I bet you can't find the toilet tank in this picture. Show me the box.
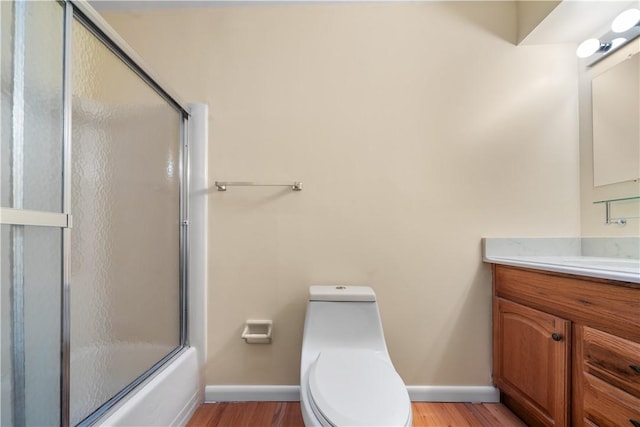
[309,285,377,302]
[301,286,389,357]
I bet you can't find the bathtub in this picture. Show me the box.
[96,347,202,427]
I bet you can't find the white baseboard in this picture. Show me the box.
[407,386,500,403]
[205,385,499,403]
[205,385,300,402]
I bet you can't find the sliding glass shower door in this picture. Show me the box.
[1,1,189,425]
[69,15,184,426]
[1,0,65,425]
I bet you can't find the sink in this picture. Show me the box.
[482,237,640,283]
[494,256,640,275]
[537,256,640,273]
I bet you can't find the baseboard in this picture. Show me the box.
[205,385,499,403]
[205,385,300,402]
[407,386,500,403]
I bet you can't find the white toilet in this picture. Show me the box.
[300,285,412,427]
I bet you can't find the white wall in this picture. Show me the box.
[103,1,581,388]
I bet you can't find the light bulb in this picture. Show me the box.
[610,37,627,50]
[576,38,602,58]
[611,8,640,33]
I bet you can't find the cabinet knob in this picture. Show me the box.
[629,419,640,427]
[551,333,562,341]
[630,365,640,374]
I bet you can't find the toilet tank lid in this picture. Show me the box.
[309,286,376,302]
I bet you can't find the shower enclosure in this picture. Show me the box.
[1,0,192,425]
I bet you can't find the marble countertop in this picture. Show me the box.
[483,237,640,284]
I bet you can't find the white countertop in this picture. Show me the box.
[483,238,640,284]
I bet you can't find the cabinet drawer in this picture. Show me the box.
[583,326,640,399]
[583,373,640,427]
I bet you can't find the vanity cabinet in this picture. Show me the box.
[492,265,640,427]
[493,298,570,427]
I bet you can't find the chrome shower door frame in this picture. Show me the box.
[1,0,191,425]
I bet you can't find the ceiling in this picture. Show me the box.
[521,0,640,45]
[89,0,323,12]
[89,0,640,46]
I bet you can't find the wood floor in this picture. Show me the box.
[186,402,527,426]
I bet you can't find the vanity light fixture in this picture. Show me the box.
[576,7,640,64]
[576,38,610,58]
[610,37,627,49]
[611,8,640,33]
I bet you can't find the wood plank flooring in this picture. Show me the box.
[186,402,527,426]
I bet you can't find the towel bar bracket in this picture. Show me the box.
[593,196,640,225]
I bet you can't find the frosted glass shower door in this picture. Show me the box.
[70,17,184,425]
[1,0,65,425]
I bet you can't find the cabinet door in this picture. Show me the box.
[493,298,570,427]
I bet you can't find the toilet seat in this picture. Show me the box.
[307,350,411,427]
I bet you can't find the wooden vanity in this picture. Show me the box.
[491,264,640,427]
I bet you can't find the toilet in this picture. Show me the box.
[300,285,412,427]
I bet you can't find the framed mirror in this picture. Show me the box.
[592,51,640,187]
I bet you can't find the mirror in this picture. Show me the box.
[592,51,640,187]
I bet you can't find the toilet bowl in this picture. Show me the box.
[300,286,412,427]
